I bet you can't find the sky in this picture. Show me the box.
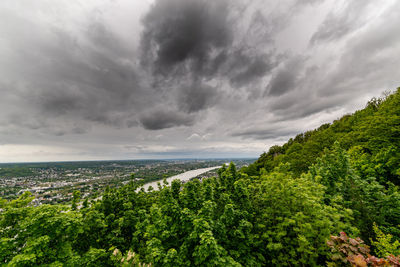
[0,0,399,162]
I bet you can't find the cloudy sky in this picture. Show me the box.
[0,0,399,162]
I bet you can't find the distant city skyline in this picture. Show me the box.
[1,0,399,162]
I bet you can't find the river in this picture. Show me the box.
[138,165,225,192]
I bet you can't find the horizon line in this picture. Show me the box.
[0,157,257,165]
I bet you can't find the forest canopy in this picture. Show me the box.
[1,88,400,266]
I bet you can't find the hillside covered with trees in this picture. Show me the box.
[1,88,400,266]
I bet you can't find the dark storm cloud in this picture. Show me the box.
[134,0,283,134]
[2,0,400,162]
[140,0,232,73]
[5,19,147,130]
[229,57,272,87]
[265,57,304,96]
[139,109,195,130]
[40,88,83,116]
[224,50,278,88]
[177,83,219,113]
[140,0,275,89]
[267,70,296,96]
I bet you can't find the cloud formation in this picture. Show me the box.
[0,0,400,162]
[139,109,195,130]
[141,0,232,74]
[140,0,277,96]
[265,57,304,96]
[177,83,219,113]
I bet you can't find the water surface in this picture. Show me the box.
[139,165,222,192]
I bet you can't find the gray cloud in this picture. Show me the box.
[177,83,219,113]
[232,128,297,140]
[313,1,400,98]
[135,0,281,131]
[140,0,276,90]
[139,109,195,130]
[1,0,400,162]
[0,9,147,131]
[140,0,232,75]
[310,0,375,45]
[86,21,133,60]
[225,50,278,88]
[265,57,304,96]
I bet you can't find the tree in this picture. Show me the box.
[71,190,81,210]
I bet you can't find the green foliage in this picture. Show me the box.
[309,142,400,244]
[71,190,81,210]
[371,223,400,258]
[247,88,400,245]
[2,162,353,266]
[249,88,400,184]
[0,200,84,265]
[1,88,400,265]
[253,165,356,266]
